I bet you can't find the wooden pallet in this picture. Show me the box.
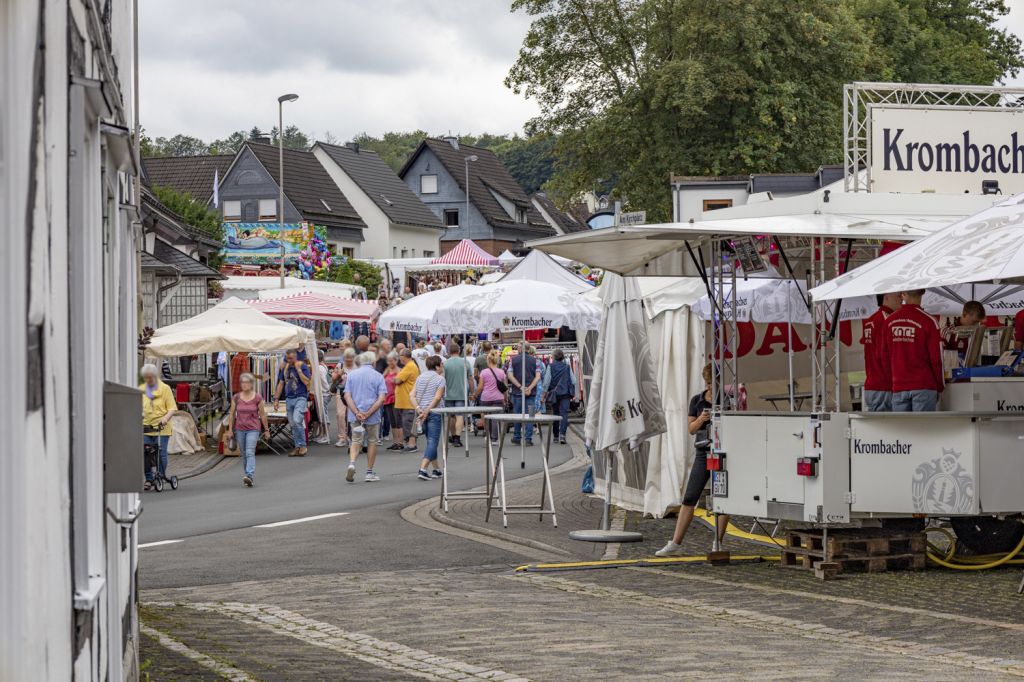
[780,528,927,576]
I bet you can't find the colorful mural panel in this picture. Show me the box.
[221,222,315,265]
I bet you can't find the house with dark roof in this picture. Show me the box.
[531,191,588,236]
[217,141,367,258]
[143,154,234,204]
[398,137,555,255]
[313,141,443,259]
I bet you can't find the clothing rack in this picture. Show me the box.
[248,352,284,403]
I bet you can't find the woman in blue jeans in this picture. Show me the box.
[414,356,447,481]
[228,373,271,487]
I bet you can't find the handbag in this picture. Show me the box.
[489,368,508,394]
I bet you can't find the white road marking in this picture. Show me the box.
[138,539,183,549]
[140,624,257,682]
[254,512,349,528]
[146,601,528,681]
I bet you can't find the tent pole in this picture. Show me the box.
[521,329,527,469]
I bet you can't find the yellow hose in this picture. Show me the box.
[926,525,1024,570]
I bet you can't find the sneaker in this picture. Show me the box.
[345,464,355,483]
[417,469,431,481]
[243,475,253,487]
[288,448,301,457]
[655,541,687,557]
[403,446,419,454]
[364,471,380,482]
[452,436,463,448]
[314,436,330,444]
[525,440,534,447]
[431,469,443,479]
[558,436,567,445]
[335,439,349,448]
[511,438,521,446]
[387,443,404,451]
[490,440,499,447]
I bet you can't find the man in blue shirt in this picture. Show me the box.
[274,349,313,456]
[343,351,388,483]
[540,348,577,445]
[508,342,542,445]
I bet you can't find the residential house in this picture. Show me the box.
[671,166,844,222]
[2,1,142,679]
[531,191,589,237]
[399,137,555,255]
[313,141,443,259]
[217,141,367,259]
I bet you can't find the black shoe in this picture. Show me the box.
[525,440,534,447]
[511,438,521,445]
[558,436,567,445]
[452,436,463,448]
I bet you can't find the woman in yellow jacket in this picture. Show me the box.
[141,363,177,489]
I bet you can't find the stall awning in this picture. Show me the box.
[431,239,499,266]
[249,291,379,322]
[811,194,1024,301]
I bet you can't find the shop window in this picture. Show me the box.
[703,199,733,212]
[444,209,459,227]
[421,174,438,194]
[223,200,241,222]
[258,198,277,221]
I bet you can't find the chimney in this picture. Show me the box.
[442,135,459,150]
[253,135,271,145]
[346,142,360,153]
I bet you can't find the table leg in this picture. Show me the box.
[485,429,503,523]
[440,420,449,512]
[542,423,557,527]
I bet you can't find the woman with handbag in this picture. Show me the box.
[472,350,507,446]
[227,372,271,487]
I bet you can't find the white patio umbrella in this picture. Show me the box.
[433,279,602,467]
[572,273,667,542]
[377,284,481,335]
[811,194,1024,301]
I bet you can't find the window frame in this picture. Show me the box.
[443,208,460,227]
[223,199,242,222]
[702,198,733,212]
[420,174,438,195]
[257,198,277,221]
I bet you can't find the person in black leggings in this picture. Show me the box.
[656,363,731,557]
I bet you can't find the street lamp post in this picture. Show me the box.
[464,155,477,242]
[278,93,299,288]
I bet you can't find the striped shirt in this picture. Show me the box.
[413,371,446,411]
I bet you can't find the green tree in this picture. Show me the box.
[151,184,225,268]
[208,130,247,155]
[271,125,311,150]
[507,0,1024,221]
[319,258,382,297]
[351,130,429,171]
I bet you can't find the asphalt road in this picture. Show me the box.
[139,433,572,544]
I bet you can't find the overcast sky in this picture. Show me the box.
[140,1,1024,144]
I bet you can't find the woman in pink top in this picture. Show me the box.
[472,350,507,445]
[228,373,270,487]
[383,351,403,450]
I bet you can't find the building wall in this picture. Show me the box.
[1,2,141,680]
[673,184,750,223]
[313,147,440,259]
[402,148,492,243]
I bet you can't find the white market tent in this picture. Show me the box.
[497,249,593,293]
[812,194,1024,301]
[145,297,326,417]
[497,249,519,264]
[531,190,1003,277]
[377,283,482,335]
[220,276,364,301]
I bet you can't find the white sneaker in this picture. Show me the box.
[314,436,330,444]
[364,471,380,482]
[335,439,348,448]
[655,541,687,557]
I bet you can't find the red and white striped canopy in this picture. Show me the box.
[430,239,499,266]
[249,291,379,322]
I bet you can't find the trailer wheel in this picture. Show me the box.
[950,516,1024,555]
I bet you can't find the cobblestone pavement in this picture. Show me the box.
[141,436,1024,680]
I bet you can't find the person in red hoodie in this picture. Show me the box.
[884,289,944,412]
[1014,309,1024,351]
[861,292,901,411]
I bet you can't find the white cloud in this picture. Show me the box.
[139,0,540,142]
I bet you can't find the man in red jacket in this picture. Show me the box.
[884,289,944,412]
[861,292,901,411]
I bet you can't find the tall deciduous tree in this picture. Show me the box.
[507,0,1023,221]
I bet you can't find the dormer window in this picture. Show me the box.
[516,207,528,223]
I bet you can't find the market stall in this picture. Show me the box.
[145,298,326,433]
[219,275,365,302]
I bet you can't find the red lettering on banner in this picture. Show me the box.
[711,322,756,359]
[755,324,808,356]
